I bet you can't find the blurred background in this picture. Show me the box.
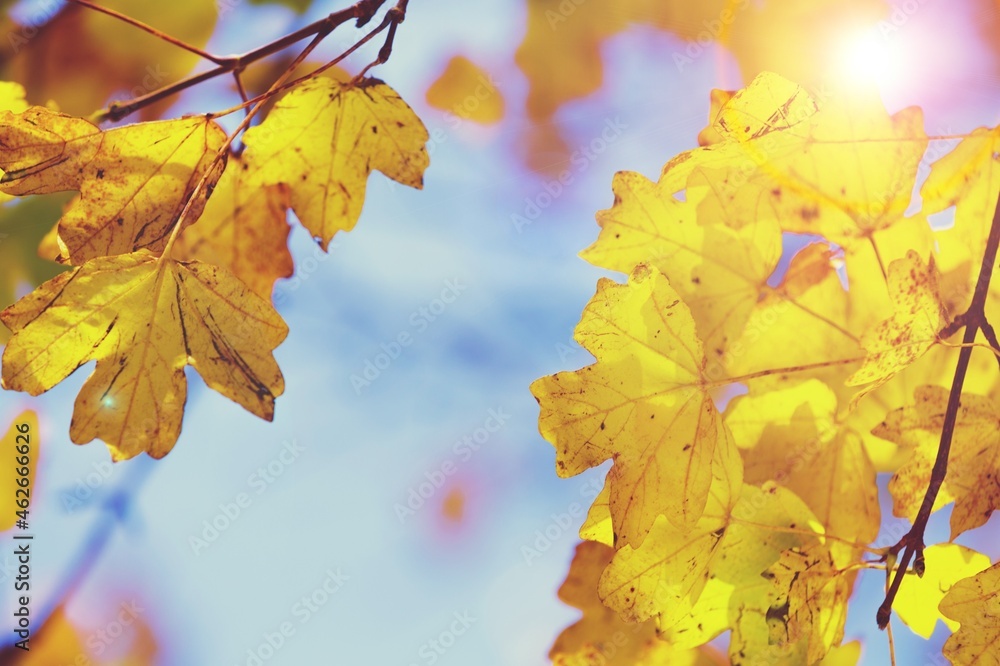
[1,0,1000,663]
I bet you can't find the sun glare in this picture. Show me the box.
[834,29,903,87]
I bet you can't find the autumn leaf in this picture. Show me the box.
[243,76,430,250]
[0,107,227,264]
[725,380,881,561]
[531,264,742,547]
[677,75,927,249]
[600,479,850,665]
[0,79,28,191]
[875,385,1000,540]
[579,478,612,547]
[921,125,1000,320]
[550,541,725,666]
[581,165,782,360]
[172,157,293,301]
[762,543,852,665]
[0,410,37,532]
[596,435,742,627]
[939,562,1000,665]
[425,55,504,125]
[720,241,858,388]
[692,72,818,155]
[894,544,992,639]
[845,251,948,403]
[1,251,287,460]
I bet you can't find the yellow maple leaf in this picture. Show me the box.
[845,251,948,403]
[820,642,862,666]
[921,125,1000,323]
[425,55,504,125]
[725,380,880,561]
[581,165,782,360]
[172,158,292,301]
[875,385,1000,540]
[691,72,818,158]
[1,251,287,460]
[550,541,725,666]
[243,76,430,250]
[679,74,927,249]
[894,544,992,639]
[940,562,1000,665]
[0,410,37,532]
[762,543,852,665]
[0,107,227,264]
[531,264,742,546]
[579,478,613,547]
[0,80,28,193]
[596,437,742,627]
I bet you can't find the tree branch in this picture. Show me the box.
[877,182,1000,629]
[90,0,389,123]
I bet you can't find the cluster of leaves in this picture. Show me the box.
[0,0,430,461]
[533,72,1000,664]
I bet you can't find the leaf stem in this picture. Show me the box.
[876,175,1000,629]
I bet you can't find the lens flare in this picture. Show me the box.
[833,29,903,87]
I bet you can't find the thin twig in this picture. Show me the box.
[205,12,394,120]
[67,0,225,64]
[353,0,407,80]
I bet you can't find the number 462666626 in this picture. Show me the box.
[14,422,30,516]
